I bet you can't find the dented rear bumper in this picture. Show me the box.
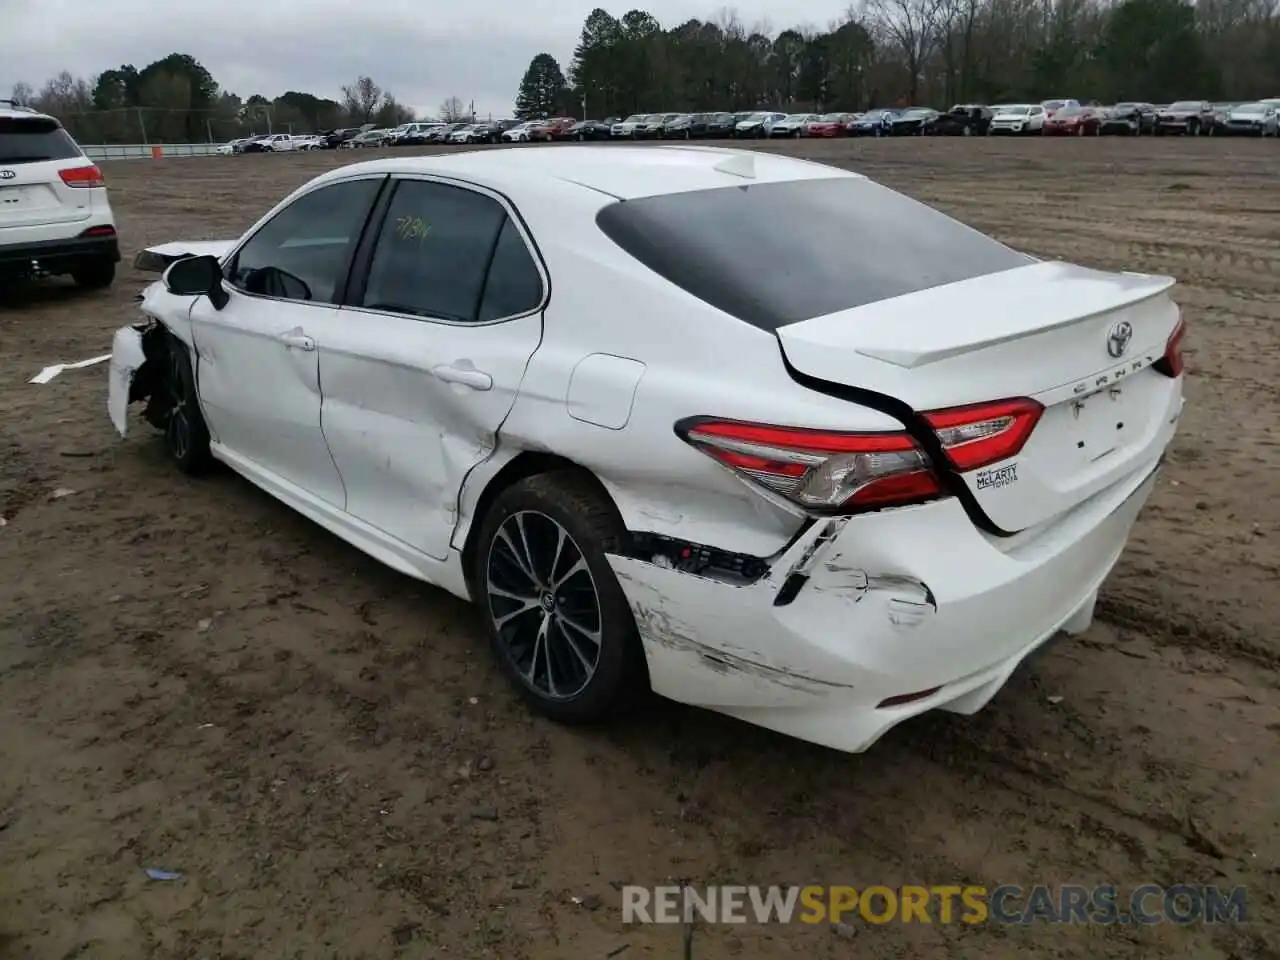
[607,459,1161,753]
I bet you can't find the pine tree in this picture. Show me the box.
[514,54,568,119]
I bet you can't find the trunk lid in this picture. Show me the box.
[776,260,1182,532]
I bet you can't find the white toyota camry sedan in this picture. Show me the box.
[108,145,1186,753]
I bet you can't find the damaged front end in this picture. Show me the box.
[107,321,173,438]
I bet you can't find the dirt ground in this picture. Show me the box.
[1,137,1277,959]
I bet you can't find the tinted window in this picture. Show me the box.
[595,178,1032,331]
[360,180,507,323]
[228,178,381,303]
[0,117,82,163]
[478,218,544,322]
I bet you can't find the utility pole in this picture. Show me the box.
[136,107,148,144]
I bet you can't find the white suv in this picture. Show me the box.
[0,101,119,289]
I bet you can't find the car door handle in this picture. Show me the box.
[278,330,315,351]
[432,364,492,390]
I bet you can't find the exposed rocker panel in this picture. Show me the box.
[628,531,769,584]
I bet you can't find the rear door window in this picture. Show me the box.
[0,117,82,163]
[595,177,1033,331]
[357,179,510,323]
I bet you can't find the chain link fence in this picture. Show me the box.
[58,106,290,146]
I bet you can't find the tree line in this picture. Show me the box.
[7,54,480,144]
[12,0,1278,143]
[514,0,1280,119]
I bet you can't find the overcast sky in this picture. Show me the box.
[1,0,849,119]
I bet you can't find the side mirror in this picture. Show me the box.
[162,254,229,309]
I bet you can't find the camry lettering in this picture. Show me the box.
[1071,352,1158,396]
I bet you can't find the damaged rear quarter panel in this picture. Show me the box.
[447,222,905,560]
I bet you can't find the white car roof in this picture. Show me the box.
[307,144,863,201]
[0,103,56,122]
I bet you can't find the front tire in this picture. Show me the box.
[473,471,647,724]
[71,259,115,290]
[160,335,212,475]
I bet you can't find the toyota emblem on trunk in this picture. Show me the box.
[0,170,16,180]
[1106,320,1133,358]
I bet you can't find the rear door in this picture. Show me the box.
[311,176,547,560]
[0,115,93,230]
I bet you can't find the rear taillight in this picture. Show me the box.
[80,225,116,237]
[1154,316,1186,378]
[922,398,1043,471]
[679,419,942,512]
[59,164,105,188]
[679,398,1042,514]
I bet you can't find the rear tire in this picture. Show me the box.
[71,259,115,290]
[471,470,648,725]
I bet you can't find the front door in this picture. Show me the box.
[312,176,548,560]
[190,176,385,506]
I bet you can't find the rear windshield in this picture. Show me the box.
[0,116,82,163]
[595,178,1032,331]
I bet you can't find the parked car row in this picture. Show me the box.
[214,97,1280,158]
[981,99,1280,137]
[216,132,328,154]
[517,101,1280,141]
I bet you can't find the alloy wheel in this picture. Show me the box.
[485,510,603,700]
